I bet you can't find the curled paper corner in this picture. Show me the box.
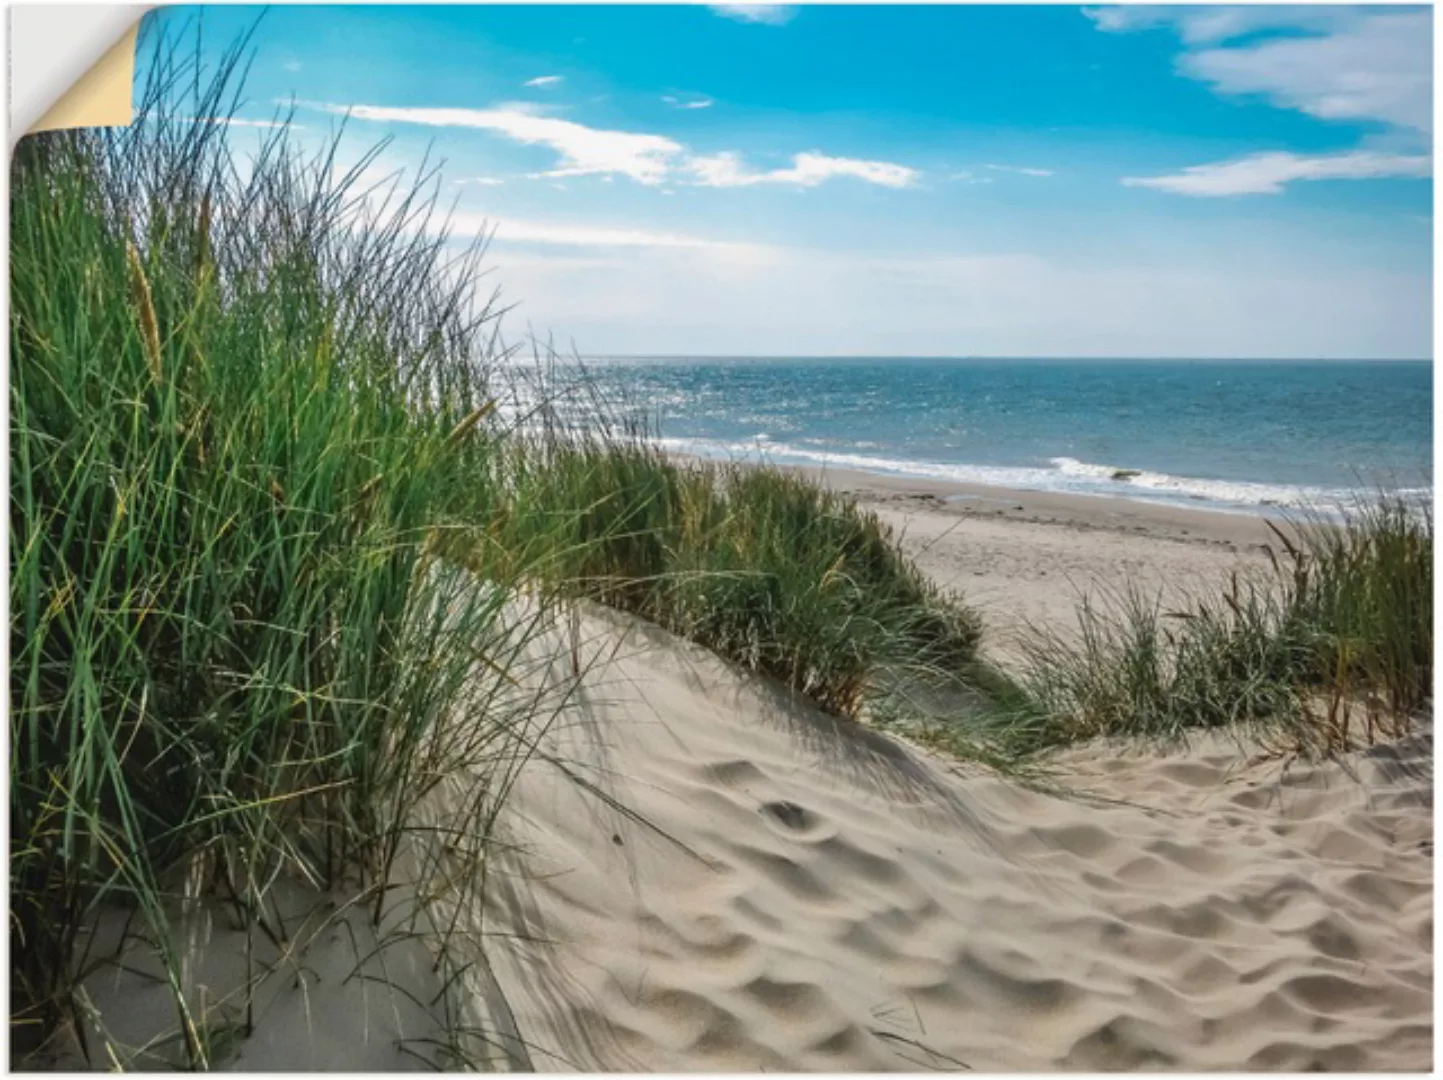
[28,20,140,135]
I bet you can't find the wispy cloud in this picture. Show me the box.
[181,115,303,131]
[662,94,715,110]
[1123,150,1431,197]
[984,164,1054,177]
[1090,7,1431,198]
[314,103,684,185]
[1087,6,1431,136]
[709,4,795,26]
[445,212,770,254]
[314,101,918,190]
[491,99,569,117]
[688,151,918,189]
[1084,6,1343,46]
[523,75,564,88]
[1184,11,1431,135]
[455,176,505,187]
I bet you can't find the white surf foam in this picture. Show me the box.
[1046,457,1355,509]
[657,437,1395,514]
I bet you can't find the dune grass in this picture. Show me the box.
[1004,495,1432,757]
[9,25,1002,1062]
[466,432,989,719]
[9,30,563,1064]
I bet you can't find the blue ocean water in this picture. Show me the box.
[583,358,1433,513]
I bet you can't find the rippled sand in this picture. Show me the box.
[474,609,1432,1072]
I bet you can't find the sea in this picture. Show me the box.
[578,357,1433,515]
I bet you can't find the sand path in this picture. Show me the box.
[804,467,1279,658]
[476,603,1432,1072]
[40,482,1430,1072]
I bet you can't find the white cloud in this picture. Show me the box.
[1083,6,1343,46]
[180,115,302,131]
[282,60,303,73]
[314,101,918,190]
[688,150,918,189]
[1123,150,1431,196]
[1087,6,1432,135]
[709,4,795,25]
[491,99,567,117]
[1082,6,1156,35]
[445,212,772,255]
[984,164,1055,177]
[316,103,684,185]
[456,176,505,187]
[1183,10,1431,134]
[662,94,715,110]
[524,75,564,88]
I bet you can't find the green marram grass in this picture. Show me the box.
[473,432,988,718]
[9,27,554,1065]
[1006,495,1432,756]
[8,24,1001,1064]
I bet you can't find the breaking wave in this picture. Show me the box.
[655,437,1413,514]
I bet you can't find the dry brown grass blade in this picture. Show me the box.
[446,400,497,447]
[126,241,163,385]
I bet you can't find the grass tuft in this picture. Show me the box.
[1009,495,1431,757]
[470,431,992,721]
[9,21,552,1061]
[8,20,1005,1061]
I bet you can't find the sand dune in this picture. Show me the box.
[474,606,1432,1072]
[34,487,1432,1072]
[35,602,1433,1073]
[37,880,456,1071]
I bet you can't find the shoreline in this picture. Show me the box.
[781,462,1283,549]
[654,436,1416,522]
[658,452,1283,655]
[775,462,1280,659]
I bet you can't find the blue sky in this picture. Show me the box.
[143,4,1432,358]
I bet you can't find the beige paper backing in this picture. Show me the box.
[28,21,139,135]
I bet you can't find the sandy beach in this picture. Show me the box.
[36,480,1431,1072]
[471,584,1432,1071]
[448,480,1429,1072]
[788,465,1280,657]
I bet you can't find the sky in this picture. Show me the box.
[142,4,1433,358]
